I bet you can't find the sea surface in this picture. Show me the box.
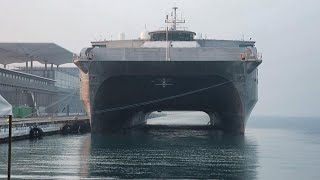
[1,112,320,179]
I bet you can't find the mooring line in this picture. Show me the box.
[93,80,234,114]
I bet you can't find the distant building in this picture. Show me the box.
[0,43,84,117]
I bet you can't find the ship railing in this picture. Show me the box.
[73,53,95,61]
[72,54,80,62]
[257,53,263,60]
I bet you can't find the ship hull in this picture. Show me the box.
[75,60,261,134]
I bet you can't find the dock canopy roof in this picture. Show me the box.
[0,43,74,66]
[0,95,12,116]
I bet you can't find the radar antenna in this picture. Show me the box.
[165,7,185,30]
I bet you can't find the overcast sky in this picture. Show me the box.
[0,0,319,117]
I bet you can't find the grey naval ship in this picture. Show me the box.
[74,7,262,134]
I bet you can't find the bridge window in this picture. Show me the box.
[150,31,195,41]
[239,44,254,47]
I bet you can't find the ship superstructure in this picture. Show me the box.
[74,7,262,134]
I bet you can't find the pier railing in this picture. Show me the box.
[0,76,58,92]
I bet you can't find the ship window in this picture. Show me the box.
[150,31,195,41]
[93,45,106,48]
[239,44,254,47]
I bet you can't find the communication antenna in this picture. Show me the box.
[165,7,185,30]
[173,7,178,30]
[164,7,186,61]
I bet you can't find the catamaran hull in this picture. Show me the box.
[75,60,261,134]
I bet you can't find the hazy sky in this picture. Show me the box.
[0,0,319,117]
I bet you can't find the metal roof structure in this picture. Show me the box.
[0,43,74,66]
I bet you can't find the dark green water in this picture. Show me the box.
[1,114,320,179]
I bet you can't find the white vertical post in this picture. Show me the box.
[8,115,12,180]
[166,15,169,61]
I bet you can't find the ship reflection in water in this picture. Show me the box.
[0,127,258,179]
[88,131,258,179]
[2,115,320,179]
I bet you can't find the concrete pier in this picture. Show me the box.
[0,116,90,143]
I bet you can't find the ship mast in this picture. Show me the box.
[165,7,186,30]
[173,6,178,30]
[165,7,186,61]
[166,14,169,61]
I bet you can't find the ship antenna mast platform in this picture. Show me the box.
[165,7,186,31]
[164,7,187,61]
